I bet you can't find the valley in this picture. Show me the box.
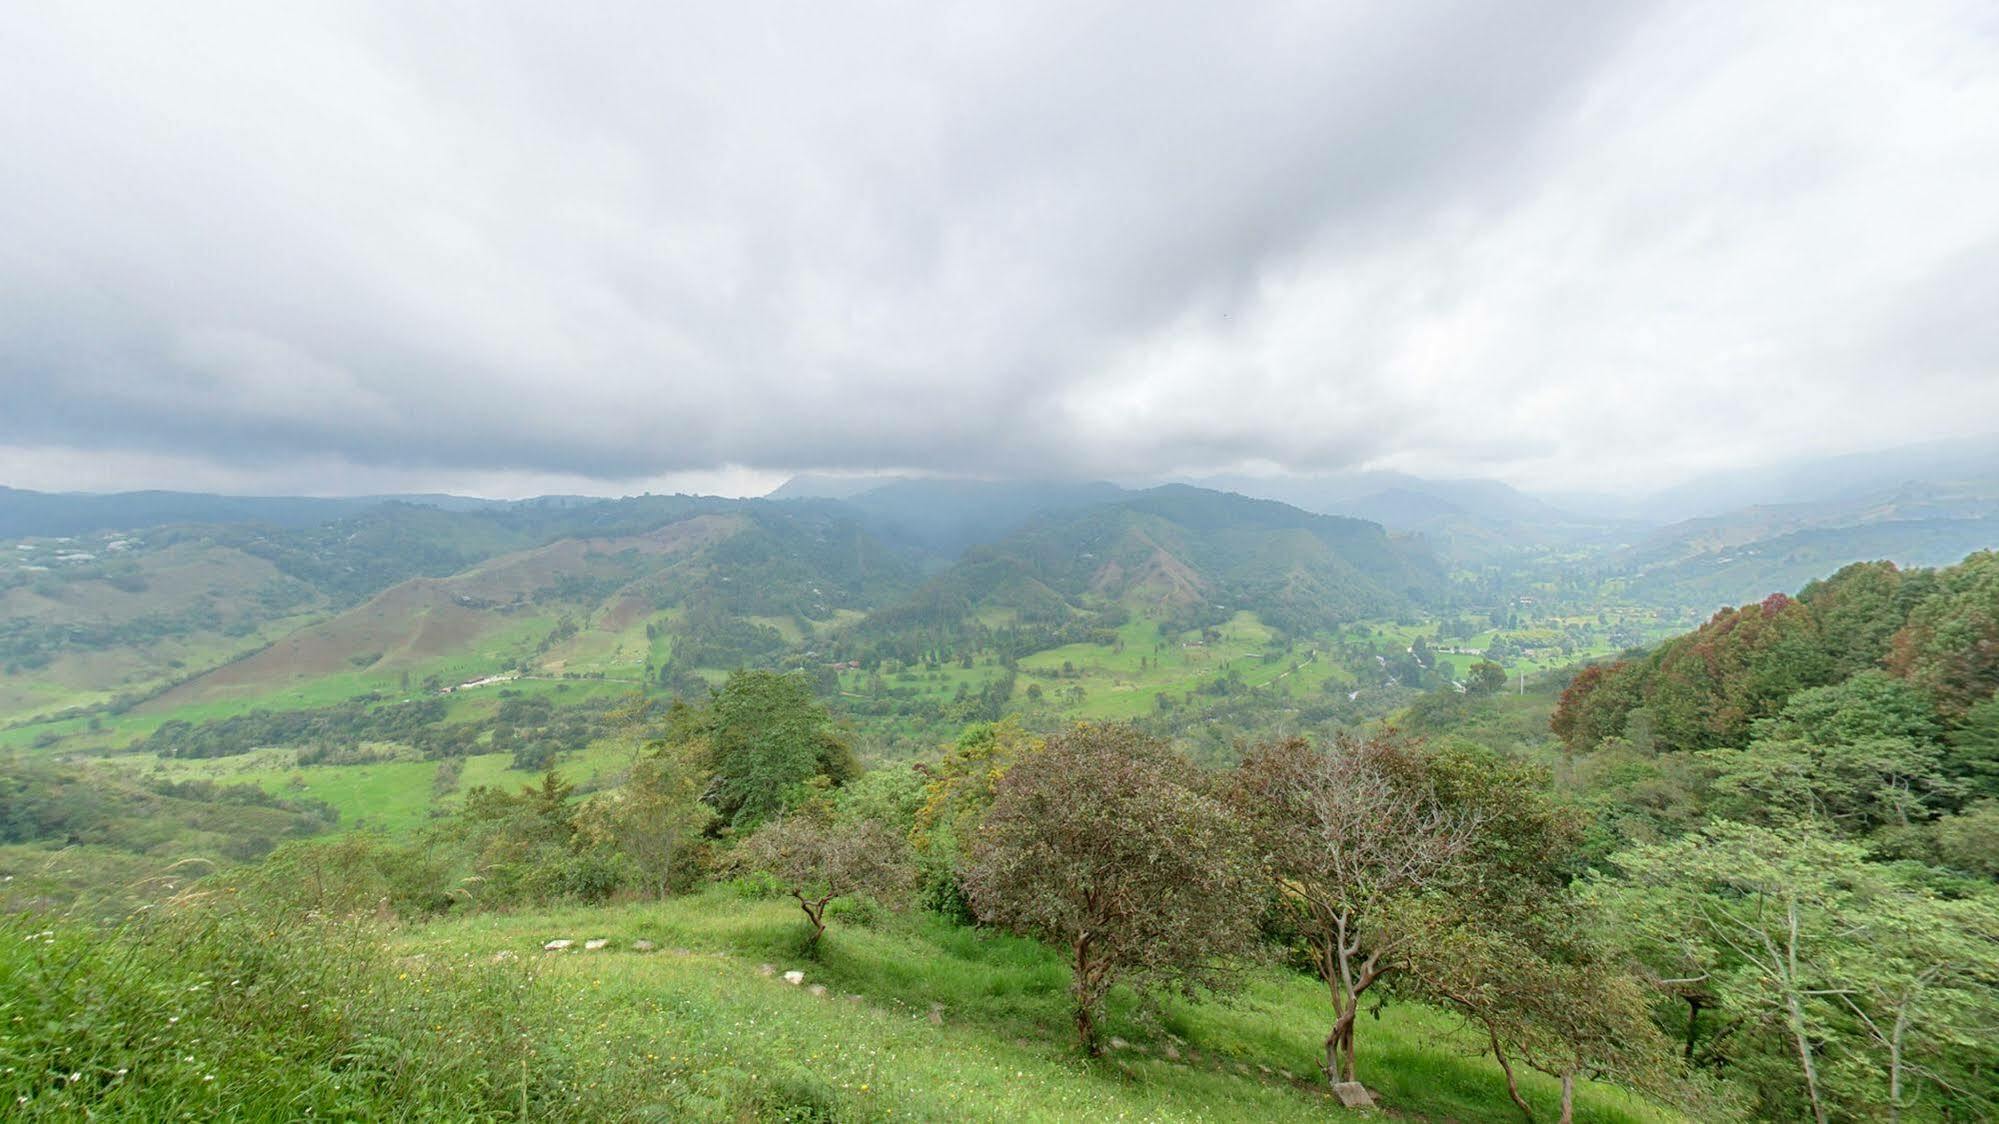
[4,468,1995,1123]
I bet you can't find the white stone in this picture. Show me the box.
[632,939,656,952]
[584,939,609,950]
[1332,1082,1375,1108]
[542,939,574,951]
[783,970,805,985]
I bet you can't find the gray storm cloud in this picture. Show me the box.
[2,1,1995,496]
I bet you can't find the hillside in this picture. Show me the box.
[1617,479,1999,607]
[143,506,917,712]
[852,486,1440,641]
[0,534,331,720]
[1,887,1681,1122]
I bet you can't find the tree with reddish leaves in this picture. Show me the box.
[962,724,1262,1056]
[1551,661,1641,750]
[1885,550,1999,722]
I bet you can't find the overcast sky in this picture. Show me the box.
[3,1,1995,499]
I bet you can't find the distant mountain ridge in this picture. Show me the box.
[854,485,1443,647]
[0,486,506,540]
[1553,434,1999,523]
[1616,477,1999,606]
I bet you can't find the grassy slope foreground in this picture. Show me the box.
[1,891,1681,1123]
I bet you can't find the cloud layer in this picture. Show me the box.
[3,1,1995,496]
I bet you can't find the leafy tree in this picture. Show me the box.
[1646,594,1834,751]
[1886,550,1999,721]
[1469,659,1509,696]
[963,724,1262,1055]
[829,761,927,838]
[575,744,713,899]
[1600,821,1999,1123]
[444,773,620,906]
[1409,910,1670,1124]
[1932,799,1999,877]
[909,719,1039,916]
[1797,560,1914,679]
[738,813,914,951]
[1701,674,1959,838]
[698,670,857,830]
[1947,694,1999,798]
[1552,662,1643,751]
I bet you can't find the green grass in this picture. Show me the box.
[448,740,640,801]
[91,736,643,837]
[1010,610,1342,720]
[3,884,1688,1120]
[396,892,1683,1123]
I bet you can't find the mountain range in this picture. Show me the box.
[4,437,1996,730]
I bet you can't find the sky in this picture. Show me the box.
[3,1,1996,499]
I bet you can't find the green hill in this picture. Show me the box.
[845,485,1439,648]
[138,506,919,712]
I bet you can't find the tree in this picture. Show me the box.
[738,813,915,951]
[575,744,712,899]
[1885,550,1999,721]
[1797,560,1913,679]
[963,724,1262,1055]
[1599,820,1999,1123]
[1701,672,1959,837]
[1225,735,1483,1083]
[909,719,1039,916]
[1947,695,1999,798]
[443,772,620,906]
[1469,659,1509,696]
[698,670,857,830]
[1552,661,1643,751]
[1409,912,1669,1124]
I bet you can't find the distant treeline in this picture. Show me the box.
[137,693,614,769]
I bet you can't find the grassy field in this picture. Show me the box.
[404,893,1685,1122]
[87,735,644,836]
[4,890,1688,1121]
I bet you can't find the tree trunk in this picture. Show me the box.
[1781,901,1828,1124]
[1072,937,1100,1056]
[1327,934,1365,1083]
[1326,1005,1358,1082]
[1887,1007,1908,1124]
[1559,1071,1574,1124]
[794,892,828,951]
[1785,992,1826,1124]
[1683,996,1701,1060]
[1486,1023,1533,1122]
